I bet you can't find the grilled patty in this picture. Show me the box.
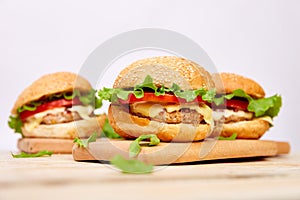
[41,110,82,125]
[128,106,205,124]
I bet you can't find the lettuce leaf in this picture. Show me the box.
[63,91,77,100]
[134,75,157,91]
[129,134,160,158]
[102,118,122,139]
[17,89,96,114]
[11,150,53,158]
[8,115,23,135]
[224,89,282,117]
[174,90,197,102]
[218,133,238,140]
[73,132,98,148]
[225,89,253,101]
[248,95,282,117]
[110,154,153,174]
[17,102,42,113]
[97,76,282,118]
[96,75,216,104]
[79,89,97,106]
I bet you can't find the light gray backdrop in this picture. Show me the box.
[1,0,299,152]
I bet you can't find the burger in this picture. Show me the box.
[97,56,216,142]
[8,72,106,147]
[212,72,282,139]
[74,68,284,169]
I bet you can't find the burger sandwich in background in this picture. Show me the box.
[212,72,282,139]
[8,71,106,153]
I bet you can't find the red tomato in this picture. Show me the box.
[19,98,82,122]
[117,92,249,111]
[226,99,249,111]
[117,92,205,104]
[214,99,249,111]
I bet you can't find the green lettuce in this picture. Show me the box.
[78,89,97,106]
[73,132,98,148]
[101,118,122,139]
[11,150,53,158]
[97,75,282,119]
[218,133,238,140]
[8,115,23,135]
[17,102,42,113]
[17,89,96,114]
[96,75,216,105]
[110,154,153,174]
[129,134,160,158]
[223,89,282,117]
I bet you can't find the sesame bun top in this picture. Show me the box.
[11,72,92,114]
[113,56,215,91]
[212,72,265,98]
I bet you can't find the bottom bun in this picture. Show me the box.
[221,118,270,139]
[22,114,106,139]
[108,104,211,142]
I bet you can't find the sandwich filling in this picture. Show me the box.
[9,89,97,135]
[98,75,217,128]
[128,102,213,125]
[23,105,94,132]
[212,95,274,125]
[217,108,273,125]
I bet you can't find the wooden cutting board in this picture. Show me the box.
[18,138,74,154]
[72,139,290,165]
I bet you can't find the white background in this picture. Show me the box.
[1,0,299,152]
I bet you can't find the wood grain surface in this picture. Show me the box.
[73,139,290,165]
[18,138,74,154]
[0,151,299,200]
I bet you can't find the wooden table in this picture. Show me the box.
[1,151,300,200]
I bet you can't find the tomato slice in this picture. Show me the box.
[226,99,249,111]
[117,92,249,111]
[19,98,82,122]
[214,99,249,111]
[117,92,205,104]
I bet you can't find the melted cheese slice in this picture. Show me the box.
[24,106,93,131]
[130,102,213,125]
[213,109,273,125]
[198,103,213,125]
[224,109,253,120]
[130,102,162,118]
[24,107,66,131]
[34,107,66,119]
[68,105,93,120]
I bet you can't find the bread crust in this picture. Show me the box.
[108,104,211,142]
[113,56,215,90]
[12,72,92,114]
[212,72,265,98]
[221,118,270,139]
[22,114,106,139]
